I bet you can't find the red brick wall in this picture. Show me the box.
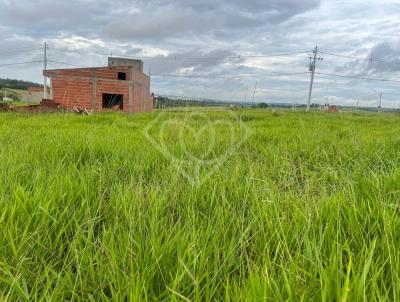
[131,70,153,113]
[45,67,153,113]
[51,77,93,109]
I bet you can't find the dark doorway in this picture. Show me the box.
[102,94,123,109]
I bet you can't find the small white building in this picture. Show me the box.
[2,88,13,102]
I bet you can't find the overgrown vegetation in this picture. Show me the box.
[0,109,399,301]
[0,78,41,90]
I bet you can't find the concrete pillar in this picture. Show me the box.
[140,85,144,112]
[92,77,97,113]
[128,82,134,115]
[49,77,54,99]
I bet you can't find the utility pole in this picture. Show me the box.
[356,99,359,113]
[252,80,258,105]
[378,93,382,112]
[43,42,48,99]
[307,45,323,112]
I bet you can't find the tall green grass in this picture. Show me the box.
[0,109,399,301]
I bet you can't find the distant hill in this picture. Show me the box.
[0,78,41,90]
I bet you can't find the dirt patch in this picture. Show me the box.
[0,103,10,111]
[0,99,63,113]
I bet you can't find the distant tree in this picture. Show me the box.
[0,78,41,90]
[258,102,269,108]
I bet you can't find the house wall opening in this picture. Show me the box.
[102,93,123,109]
[118,72,126,80]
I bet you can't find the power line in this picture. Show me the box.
[49,47,110,57]
[316,83,379,100]
[170,56,239,61]
[0,60,43,67]
[151,71,309,79]
[243,51,311,58]
[315,77,400,98]
[49,46,311,61]
[48,59,309,79]
[174,51,311,60]
[47,59,88,68]
[45,46,400,65]
[320,51,400,65]
[0,47,42,55]
[320,51,365,60]
[316,72,400,83]
[47,62,60,69]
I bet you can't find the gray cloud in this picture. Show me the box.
[102,0,320,41]
[364,41,400,74]
[0,0,320,41]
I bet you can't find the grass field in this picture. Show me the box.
[0,109,400,301]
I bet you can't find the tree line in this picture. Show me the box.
[0,78,41,90]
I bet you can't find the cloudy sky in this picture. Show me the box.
[1,0,400,107]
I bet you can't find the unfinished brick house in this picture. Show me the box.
[43,57,153,113]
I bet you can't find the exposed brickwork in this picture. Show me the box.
[44,65,153,113]
[40,99,60,108]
